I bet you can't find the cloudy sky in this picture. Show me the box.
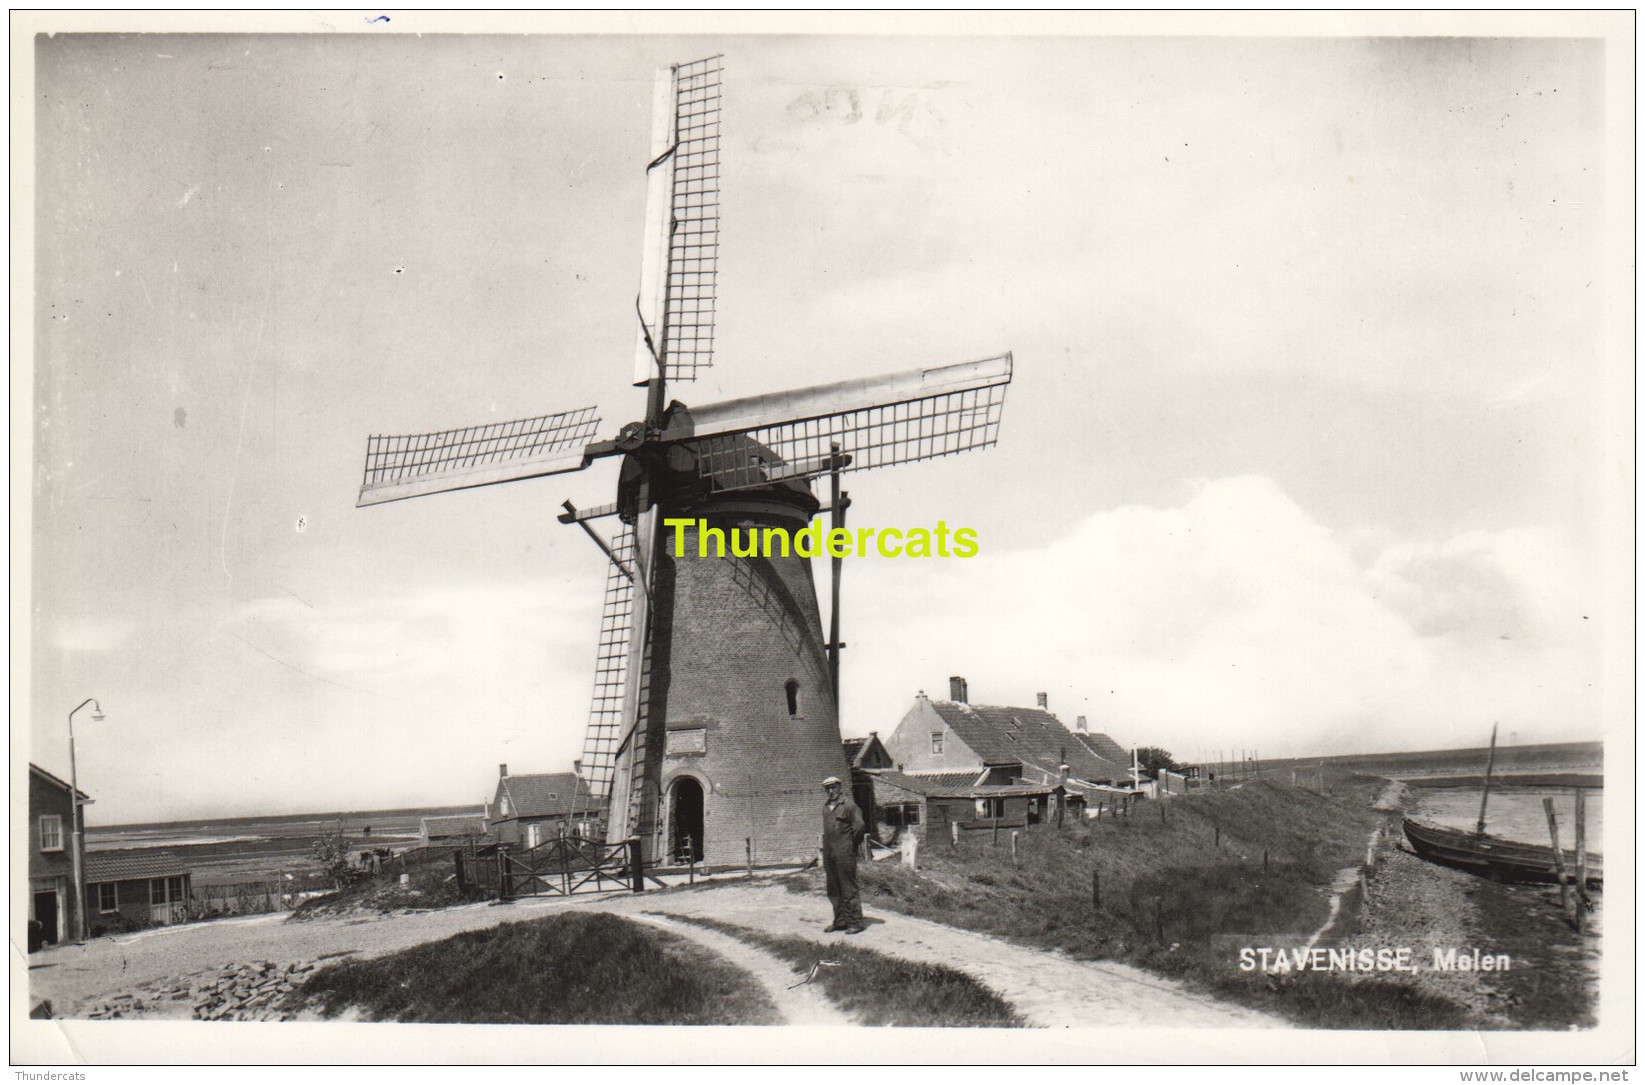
[24,17,1630,823]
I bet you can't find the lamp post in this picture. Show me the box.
[68,698,103,942]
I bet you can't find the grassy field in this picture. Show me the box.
[810,772,1476,1029]
[292,911,779,1024]
[676,915,1023,1027]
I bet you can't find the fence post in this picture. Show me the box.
[1574,789,1588,936]
[1214,826,1221,848]
[1091,869,1100,910]
[1010,830,1019,869]
[745,838,753,878]
[498,844,514,902]
[951,820,959,850]
[454,848,467,895]
[1542,799,1573,926]
[627,837,644,893]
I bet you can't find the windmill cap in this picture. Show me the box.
[822,776,843,787]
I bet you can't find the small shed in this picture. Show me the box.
[84,849,193,933]
[868,770,1059,840]
[842,733,894,829]
[418,813,491,849]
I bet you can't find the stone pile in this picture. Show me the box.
[82,958,325,1022]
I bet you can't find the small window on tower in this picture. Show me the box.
[784,679,801,718]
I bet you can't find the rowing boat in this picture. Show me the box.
[1402,818,1602,886]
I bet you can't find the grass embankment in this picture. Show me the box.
[816,773,1471,1029]
[676,915,1023,1027]
[292,912,778,1024]
[288,850,486,921]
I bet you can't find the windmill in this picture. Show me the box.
[357,55,1013,865]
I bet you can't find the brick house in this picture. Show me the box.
[84,850,193,933]
[28,763,89,949]
[490,765,601,848]
[877,679,1143,834]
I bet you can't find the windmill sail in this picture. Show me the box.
[633,55,723,388]
[357,406,601,507]
[681,353,1012,492]
[578,525,637,800]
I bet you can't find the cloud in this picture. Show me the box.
[841,476,1601,758]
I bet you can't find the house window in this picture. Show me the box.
[975,797,1005,819]
[39,815,63,852]
[98,883,117,913]
[884,803,921,827]
[785,680,801,718]
[931,732,944,755]
[150,877,185,905]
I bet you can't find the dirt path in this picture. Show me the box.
[630,914,848,1026]
[29,879,1281,1028]
[567,883,1281,1028]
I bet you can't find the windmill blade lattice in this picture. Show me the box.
[357,406,600,506]
[578,524,637,799]
[661,55,722,383]
[687,355,1011,492]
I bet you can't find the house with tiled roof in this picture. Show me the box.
[84,848,192,933]
[29,763,90,948]
[490,764,602,848]
[878,678,1145,833]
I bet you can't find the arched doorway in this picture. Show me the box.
[668,777,705,864]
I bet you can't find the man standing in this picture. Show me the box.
[821,775,866,933]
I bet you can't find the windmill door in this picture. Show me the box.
[668,778,704,864]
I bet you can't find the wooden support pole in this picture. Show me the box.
[628,837,644,893]
[1574,789,1588,935]
[1542,799,1573,925]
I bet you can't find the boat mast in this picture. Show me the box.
[1475,722,1499,836]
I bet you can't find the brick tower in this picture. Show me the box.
[630,480,849,865]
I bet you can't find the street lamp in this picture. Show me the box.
[68,698,103,942]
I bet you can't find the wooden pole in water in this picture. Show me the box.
[1475,723,1499,836]
[1542,798,1574,926]
[1574,788,1588,935]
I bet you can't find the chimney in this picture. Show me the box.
[499,763,508,778]
[572,759,583,776]
[949,676,968,703]
[1036,692,1048,710]
[1076,715,1088,733]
